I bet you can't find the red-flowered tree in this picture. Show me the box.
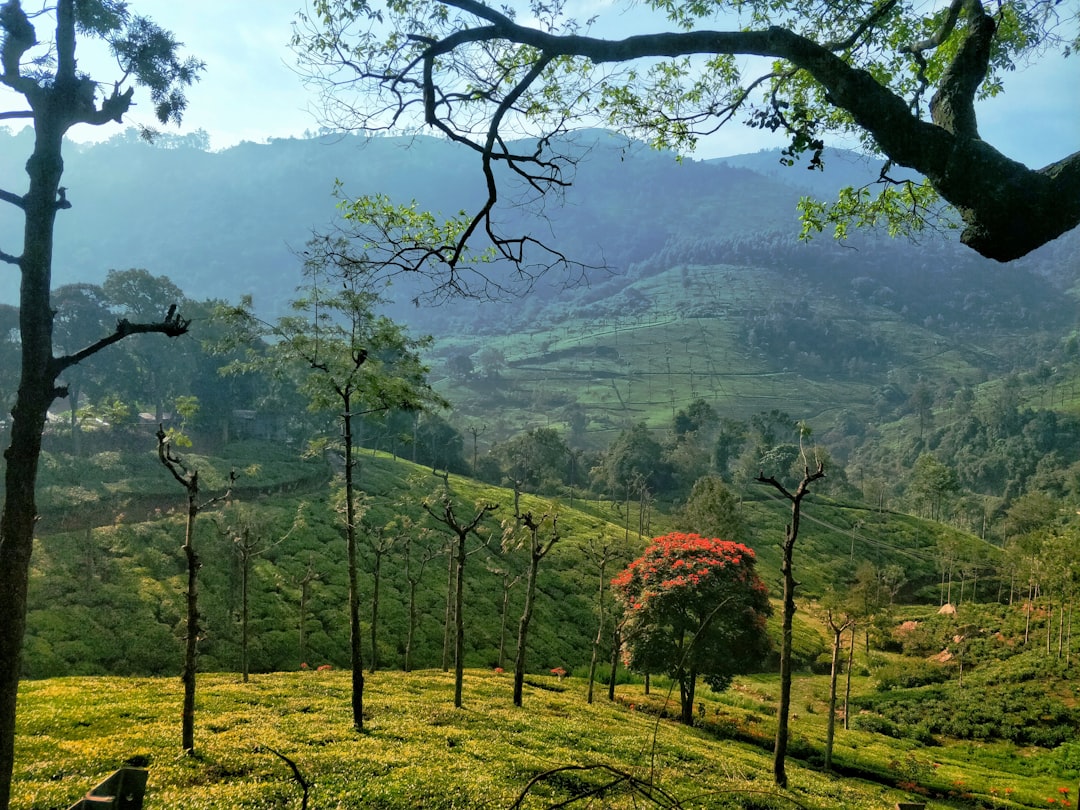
[612,533,772,725]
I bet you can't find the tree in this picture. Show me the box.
[400,519,439,672]
[156,427,234,754]
[675,475,745,542]
[507,485,562,707]
[612,532,772,726]
[297,0,1078,280]
[102,268,194,423]
[365,519,404,673]
[821,602,855,772]
[909,452,959,520]
[584,536,617,705]
[0,4,200,804]
[757,458,825,788]
[219,502,304,683]
[222,247,443,732]
[424,488,498,708]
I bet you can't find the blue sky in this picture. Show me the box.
[4,0,1078,167]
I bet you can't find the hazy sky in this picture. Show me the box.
[5,0,1079,166]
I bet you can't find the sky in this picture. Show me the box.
[2,0,1078,167]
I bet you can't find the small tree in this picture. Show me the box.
[424,488,498,708]
[220,502,304,683]
[758,458,825,788]
[675,475,745,541]
[222,247,443,732]
[399,518,438,672]
[584,536,617,705]
[822,604,855,772]
[612,533,772,726]
[507,485,561,707]
[156,427,233,754]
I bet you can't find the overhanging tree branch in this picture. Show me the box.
[52,310,190,376]
[301,0,1079,263]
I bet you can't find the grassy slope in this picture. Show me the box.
[13,667,1075,810]
[432,261,1019,447]
[26,443,985,679]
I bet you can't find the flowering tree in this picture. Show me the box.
[612,533,771,725]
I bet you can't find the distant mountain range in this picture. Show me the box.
[2,126,1077,442]
[4,127,1073,317]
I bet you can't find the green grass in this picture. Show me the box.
[13,668,1077,810]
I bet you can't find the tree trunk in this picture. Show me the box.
[825,622,847,771]
[843,624,855,731]
[240,544,250,683]
[607,626,621,701]
[405,578,418,672]
[181,489,199,753]
[587,556,608,705]
[774,530,797,788]
[370,548,382,674]
[758,463,823,790]
[453,529,467,708]
[678,671,697,726]
[442,549,454,672]
[0,93,67,810]
[343,397,365,732]
[512,551,541,707]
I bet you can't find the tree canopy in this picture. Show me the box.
[297,0,1079,270]
[612,532,771,724]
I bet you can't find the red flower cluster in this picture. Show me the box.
[611,532,757,610]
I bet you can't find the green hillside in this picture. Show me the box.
[26,442,984,680]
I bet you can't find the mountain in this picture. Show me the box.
[2,127,1077,446]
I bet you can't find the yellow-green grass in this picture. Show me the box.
[14,669,1073,809]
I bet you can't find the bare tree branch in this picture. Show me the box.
[51,310,191,376]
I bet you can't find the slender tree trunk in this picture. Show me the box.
[825,623,845,771]
[405,578,418,672]
[513,554,540,707]
[608,626,621,701]
[442,548,454,672]
[1058,596,1066,657]
[1025,581,1033,645]
[498,580,511,669]
[843,624,855,730]
[587,556,608,705]
[240,543,250,683]
[343,399,364,732]
[758,463,823,790]
[453,529,466,708]
[181,491,199,752]
[1047,592,1054,656]
[370,549,382,674]
[774,533,797,788]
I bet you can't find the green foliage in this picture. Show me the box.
[673,475,745,543]
[853,651,1080,747]
[613,533,772,701]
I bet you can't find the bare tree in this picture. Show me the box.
[757,460,825,788]
[401,522,439,672]
[584,537,617,705]
[295,558,322,667]
[508,484,561,707]
[156,427,234,754]
[424,489,498,708]
[823,607,855,772]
